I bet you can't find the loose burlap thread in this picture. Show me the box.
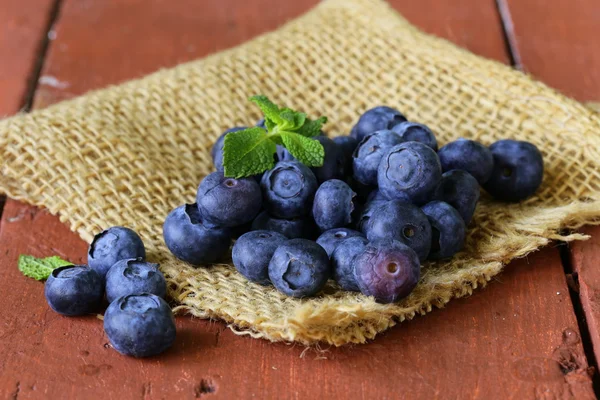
[2,0,600,346]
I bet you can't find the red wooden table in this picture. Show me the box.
[1,1,599,398]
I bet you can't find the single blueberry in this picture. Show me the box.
[437,138,494,184]
[483,139,544,202]
[276,145,295,162]
[433,170,480,225]
[377,141,442,205]
[354,199,388,233]
[353,239,420,303]
[333,135,359,175]
[232,230,287,285]
[331,236,369,291]
[105,258,167,303]
[268,239,331,297]
[311,136,345,183]
[352,130,403,186]
[421,201,466,260]
[366,189,388,203]
[163,204,231,265]
[103,293,176,358]
[211,127,248,171]
[196,171,262,228]
[312,179,357,232]
[44,265,104,316]
[251,211,313,239]
[364,200,431,262]
[392,122,438,151]
[350,106,407,141]
[260,161,318,218]
[316,228,365,257]
[88,226,146,278]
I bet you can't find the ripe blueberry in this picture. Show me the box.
[105,258,167,303]
[331,236,369,291]
[391,122,438,151]
[421,201,466,260]
[433,170,480,225]
[252,211,313,239]
[333,135,359,175]
[316,227,365,257]
[312,179,357,232]
[354,199,387,233]
[350,106,407,141]
[311,136,345,183]
[232,230,287,285]
[88,226,146,278]
[211,127,247,171]
[260,161,318,218]
[437,138,494,184]
[352,130,403,186]
[44,265,104,316]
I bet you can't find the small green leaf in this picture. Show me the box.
[223,127,277,178]
[280,131,325,167]
[249,95,282,125]
[296,116,328,137]
[18,255,72,281]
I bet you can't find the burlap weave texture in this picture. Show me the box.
[2,0,600,345]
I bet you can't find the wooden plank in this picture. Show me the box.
[0,0,593,398]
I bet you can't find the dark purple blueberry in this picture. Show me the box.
[312,179,357,232]
[232,230,287,285]
[421,201,466,260]
[331,236,369,291]
[268,239,331,297]
[105,258,167,303]
[391,122,438,151]
[354,199,388,233]
[433,170,480,225]
[353,239,420,303]
[350,106,407,141]
[311,136,345,183]
[212,127,248,171]
[44,265,104,316]
[196,171,262,227]
[251,211,313,239]
[377,141,442,205]
[163,204,231,265]
[483,139,544,202]
[276,145,295,162]
[260,161,318,218]
[316,228,365,257]
[437,139,494,184]
[366,189,388,203]
[88,226,146,278]
[364,200,431,262]
[103,293,176,358]
[352,130,403,186]
[333,135,359,175]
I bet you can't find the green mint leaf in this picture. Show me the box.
[264,118,277,132]
[280,131,325,167]
[223,127,277,178]
[279,109,307,131]
[249,95,282,125]
[18,255,72,281]
[296,116,328,137]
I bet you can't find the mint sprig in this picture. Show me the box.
[223,95,327,178]
[18,255,72,281]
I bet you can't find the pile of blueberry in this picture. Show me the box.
[44,227,176,357]
[163,106,544,304]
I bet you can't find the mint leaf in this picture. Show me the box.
[280,131,325,167]
[223,127,277,178]
[296,116,327,137]
[249,95,282,125]
[279,109,306,131]
[18,255,72,281]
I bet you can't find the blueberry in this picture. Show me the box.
[276,145,295,162]
[433,170,480,225]
[196,171,262,227]
[268,239,331,297]
[212,127,248,171]
[352,130,403,186]
[331,236,369,291]
[421,201,466,260]
[316,228,365,257]
[232,230,287,285]
[103,293,176,358]
[377,141,442,205]
[333,135,359,174]
[366,189,388,203]
[260,161,318,218]
[105,258,167,303]
[312,179,357,232]
[251,211,313,239]
[311,136,345,183]
[350,106,407,141]
[483,139,544,202]
[354,199,387,233]
[88,226,146,278]
[163,204,231,265]
[437,139,494,184]
[255,119,266,129]
[391,122,438,151]
[353,239,420,303]
[44,265,104,316]
[364,200,431,261]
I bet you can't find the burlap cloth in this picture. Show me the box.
[2,0,600,346]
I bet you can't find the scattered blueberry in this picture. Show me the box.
[105,258,167,303]
[88,226,146,278]
[268,239,331,297]
[377,141,442,205]
[366,189,388,203]
[311,136,345,183]
[354,199,387,233]
[352,130,403,186]
[421,201,466,260]
[45,265,104,316]
[211,127,247,171]
[331,236,369,291]
[333,135,359,174]
[163,204,231,265]
[252,211,313,239]
[196,171,262,227]
[260,161,318,218]
[364,200,431,261]
[483,139,544,202]
[103,293,176,358]
[316,228,365,257]
[437,139,494,185]
[350,106,407,141]
[232,230,287,285]
[433,170,480,225]
[392,122,438,151]
[312,179,356,232]
[353,239,420,303]
[276,145,295,162]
